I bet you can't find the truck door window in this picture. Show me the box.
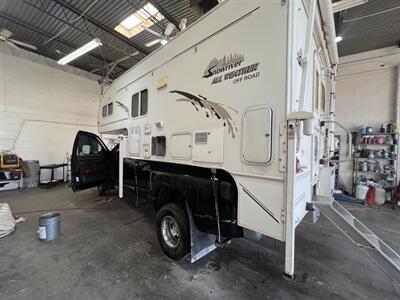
[77,135,104,157]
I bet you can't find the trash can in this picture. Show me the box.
[38,212,60,241]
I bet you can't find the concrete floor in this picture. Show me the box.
[1,186,400,299]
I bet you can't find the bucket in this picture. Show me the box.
[356,184,369,201]
[38,212,60,241]
[375,188,386,205]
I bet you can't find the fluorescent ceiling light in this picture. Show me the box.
[160,39,168,45]
[332,0,368,13]
[58,38,102,65]
[335,36,343,43]
[115,3,164,38]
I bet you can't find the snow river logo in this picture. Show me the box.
[202,53,260,85]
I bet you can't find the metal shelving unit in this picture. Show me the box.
[0,168,23,191]
[352,132,398,205]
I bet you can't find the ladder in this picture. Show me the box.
[313,195,400,285]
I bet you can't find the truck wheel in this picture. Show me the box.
[156,203,190,260]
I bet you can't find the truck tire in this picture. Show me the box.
[156,203,190,260]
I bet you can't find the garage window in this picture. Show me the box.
[131,89,148,118]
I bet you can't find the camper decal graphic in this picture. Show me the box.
[203,53,244,78]
[170,90,238,139]
[203,54,260,85]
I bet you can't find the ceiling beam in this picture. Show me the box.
[22,0,88,38]
[0,12,128,73]
[52,0,150,55]
[147,0,181,29]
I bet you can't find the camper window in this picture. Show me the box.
[132,89,148,118]
[102,103,113,117]
[140,89,148,115]
[321,84,326,113]
[132,93,139,117]
[314,70,320,112]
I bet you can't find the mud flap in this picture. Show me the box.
[185,202,217,262]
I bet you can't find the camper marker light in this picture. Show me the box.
[58,38,102,65]
[335,36,343,43]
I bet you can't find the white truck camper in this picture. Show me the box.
[71,0,400,281]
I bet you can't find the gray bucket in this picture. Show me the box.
[38,212,61,241]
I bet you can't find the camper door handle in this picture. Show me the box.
[265,133,271,137]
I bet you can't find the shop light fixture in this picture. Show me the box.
[335,36,343,43]
[58,38,102,65]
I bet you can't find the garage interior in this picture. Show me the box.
[1,0,400,299]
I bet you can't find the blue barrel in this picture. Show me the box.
[38,212,61,241]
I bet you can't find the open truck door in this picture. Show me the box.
[71,131,110,192]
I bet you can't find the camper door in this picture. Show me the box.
[71,131,110,191]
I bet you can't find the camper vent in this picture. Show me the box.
[195,132,208,144]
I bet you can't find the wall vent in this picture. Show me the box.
[195,132,208,144]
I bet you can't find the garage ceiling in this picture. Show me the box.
[0,0,399,80]
[0,0,197,80]
[335,0,400,56]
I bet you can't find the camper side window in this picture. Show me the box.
[132,93,139,117]
[314,70,320,112]
[140,89,148,115]
[321,84,326,113]
[131,89,148,118]
[102,103,113,117]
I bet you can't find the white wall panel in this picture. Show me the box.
[335,47,400,190]
[0,50,100,177]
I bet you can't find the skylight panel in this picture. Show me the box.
[120,15,142,30]
[115,3,164,38]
